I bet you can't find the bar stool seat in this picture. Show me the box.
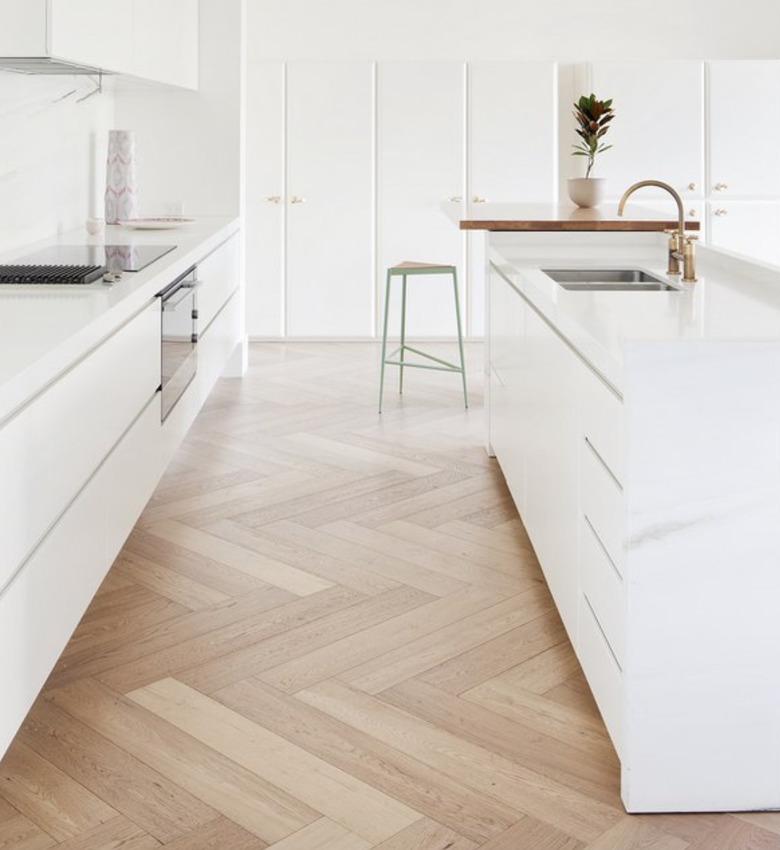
[379,260,468,413]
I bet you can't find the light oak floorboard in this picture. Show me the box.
[264,818,370,850]
[297,681,622,843]
[45,681,317,844]
[0,744,115,842]
[371,818,476,850]
[128,679,420,844]
[213,679,517,845]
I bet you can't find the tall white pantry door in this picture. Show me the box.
[377,62,466,338]
[468,61,557,335]
[286,62,375,337]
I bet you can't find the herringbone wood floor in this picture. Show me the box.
[1,343,779,850]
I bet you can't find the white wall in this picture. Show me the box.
[0,73,114,252]
[113,0,243,217]
[251,0,780,61]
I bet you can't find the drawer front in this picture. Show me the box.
[103,396,163,563]
[0,301,161,589]
[198,233,240,330]
[582,440,624,570]
[581,516,625,665]
[0,394,159,759]
[581,366,623,482]
[578,593,623,757]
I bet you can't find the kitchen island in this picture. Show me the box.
[0,218,245,758]
[466,204,780,813]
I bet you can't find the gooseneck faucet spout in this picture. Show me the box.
[617,180,697,283]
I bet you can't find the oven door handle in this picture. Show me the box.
[161,280,201,311]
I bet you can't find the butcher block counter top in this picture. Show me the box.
[456,203,702,232]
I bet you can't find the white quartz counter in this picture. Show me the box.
[489,231,780,392]
[0,216,240,421]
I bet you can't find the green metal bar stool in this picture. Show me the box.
[379,261,468,413]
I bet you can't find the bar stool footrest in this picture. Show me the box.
[383,344,463,373]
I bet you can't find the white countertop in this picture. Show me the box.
[0,216,240,421]
[489,231,780,392]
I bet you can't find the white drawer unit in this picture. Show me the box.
[580,516,625,665]
[581,365,623,483]
[0,301,161,592]
[581,439,624,570]
[198,235,241,331]
[578,593,623,757]
[0,395,160,758]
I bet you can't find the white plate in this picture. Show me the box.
[119,217,195,230]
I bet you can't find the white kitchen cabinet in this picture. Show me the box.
[286,62,374,337]
[0,300,160,592]
[521,303,580,637]
[709,61,780,199]
[377,62,466,337]
[49,0,134,74]
[708,201,780,267]
[0,0,48,56]
[587,62,704,203]
[0,0,198,87]
[245,61,285,337]
[468,62,557,335]
[133,0,199,89]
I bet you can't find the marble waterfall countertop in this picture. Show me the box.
[487,230,780,393]
[0,217,239,421]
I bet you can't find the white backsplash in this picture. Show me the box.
[0,72,115,254]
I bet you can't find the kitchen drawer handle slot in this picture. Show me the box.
[584,514,624,581]
[584,593,623,673]
[584,437,623,491]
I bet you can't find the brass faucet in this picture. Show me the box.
[617,180,697,283]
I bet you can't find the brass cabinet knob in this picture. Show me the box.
[714,182,729,192]
[448,196,463,203]
[689,209,697,217]
[290,196,306,204]
[687,182,697,191]
[472,196,488,204]
[266,195,282,204]
[714,208,729,216]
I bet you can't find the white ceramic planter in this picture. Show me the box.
[568,177,606,209]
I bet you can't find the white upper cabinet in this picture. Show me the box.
[588,62,704,201]
[0,0,49,55]
[132,0,199,89]
[709,61,780,199]
[0,0,197,87]
[49,0,134,74]
[286,62,374,337]
[469,62,557,205]
[377,62,466,337]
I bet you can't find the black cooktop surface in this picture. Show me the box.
[13,244,177,274]
[0,244,178,284]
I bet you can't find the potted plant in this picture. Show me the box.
[568,94,614,208]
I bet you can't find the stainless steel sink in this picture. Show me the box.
[542,268,678,291]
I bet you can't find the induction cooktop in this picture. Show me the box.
[0,244,177,285]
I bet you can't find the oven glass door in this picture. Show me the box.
[160,272,198,421]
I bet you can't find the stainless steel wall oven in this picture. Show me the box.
[158,266,199,421]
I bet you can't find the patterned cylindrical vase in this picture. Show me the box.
[105,130,138,224]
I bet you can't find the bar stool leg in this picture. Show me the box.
[452,268,468,409]
[378,270,393,414]
[399,274,407,394]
